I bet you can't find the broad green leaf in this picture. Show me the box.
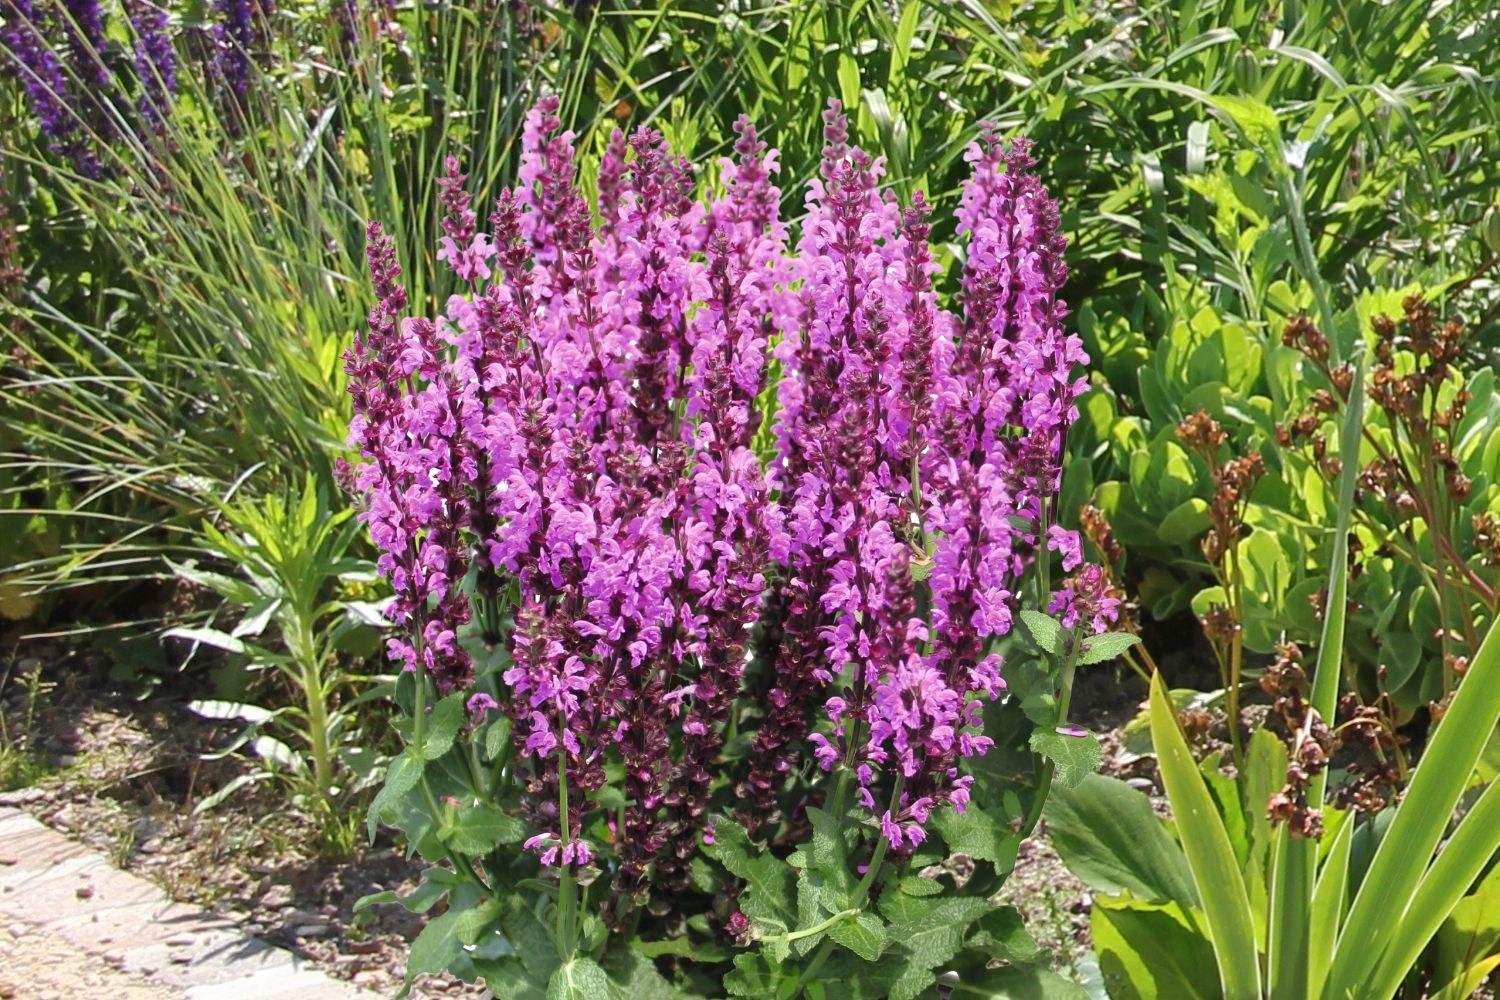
[423,694,465,760]
[724,953,798,999]
[1079,631,1142,665]
[1149,673,1261,1000]
[547,957,610,1000]
[441,803,529,854]
[475,957,547,1000]
[630,935,729,963]
[965,906,1043,964]
[1091,896,1220,1000]
[455,898,503,945]
[398,910,462,998]
[482,715,512,762]
[878,895,990,970]
[829,910,887,961]
[1019,609,1065,655]
[601,949,678,1000]
[811,951,931,1000]
[946,962,1089,998]
[707,820,797,935]
[1029,729,1102,789]
[1047,773,1198,908]
[931,803,1020,867]
[368,752,425,840]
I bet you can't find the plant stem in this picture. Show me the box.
[1018,628,1083,842]
[556,724,578,961]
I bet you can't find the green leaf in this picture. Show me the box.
[547,957,610,1000]
[482,715,512,762]
[829,910,887,961]
[441,803,529,854]
[1029,729,1102,789]
[1157,497,1212,546]
[965,906,1043,964]
[423,694,465,760]
[1019,609,1065,655]
[1090,896,1220,1000]
[931,803,1020,867]
[707,820,797,937]
[878,895,990,970]
[948,961,1090,998]
[398,910,463,998]
[1078,631,1142,665]
[368,752,425,840]
[357,867,457,915]
[455,898,503,945]
[894,876,943,898]
[1307,812,1353,998]
[724,953,798,999]
[352,889,400,914]
[805,806,850,874]
[1330,611,1500,999]
[630,935,729,963]
[163,626,251,655]
[1149,673,1261,1000]
[810,951,931,1000]
[1047,773,1198,908]
[601,949,678,1000]
[474,957,547,1000]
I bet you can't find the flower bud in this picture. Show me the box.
[1233,47,1262,94]
[1482,204,1500,255]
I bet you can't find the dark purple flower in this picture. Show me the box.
[127,0,175,126]
[2,0,100,175]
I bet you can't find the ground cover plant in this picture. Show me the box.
[1,1,1499,998]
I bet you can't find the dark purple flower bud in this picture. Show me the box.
[2,0,100,175]
[127,0,175,126]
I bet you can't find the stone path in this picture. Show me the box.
[0,807,378,999]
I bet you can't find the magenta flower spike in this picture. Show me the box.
[347,98,1099,911]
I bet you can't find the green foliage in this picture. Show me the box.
[167,475,389,857]
[1050,574,1500,998]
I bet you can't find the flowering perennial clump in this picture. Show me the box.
[347,98,1101,944]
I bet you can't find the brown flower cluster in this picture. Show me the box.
[1176,410,1265,570]
[1261,643,1406,836]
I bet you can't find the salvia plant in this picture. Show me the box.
[349,97,1131,998]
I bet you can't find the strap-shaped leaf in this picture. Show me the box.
[1307,814,1353,999]
[1149,672,1262,1000]
[1267,826,1311,999]
[1326,614,1500,998]
[1360,776,1500,999]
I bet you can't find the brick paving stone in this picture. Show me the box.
[0,808,374,999]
